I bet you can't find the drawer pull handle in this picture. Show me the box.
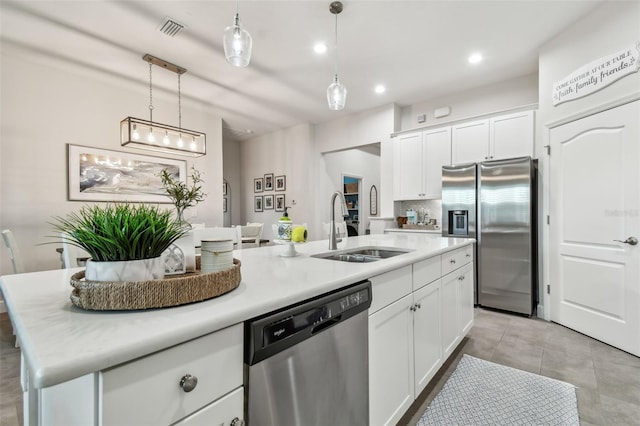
[230,417,245,426]
[180,374,198,392]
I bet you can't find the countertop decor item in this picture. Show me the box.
[69,258,241,310]
[49,203,188,282]
[121,54,206,157]
[160,165,206,223]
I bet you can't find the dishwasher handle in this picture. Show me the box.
[311,315,342,334]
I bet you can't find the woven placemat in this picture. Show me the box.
[70,259,241,311]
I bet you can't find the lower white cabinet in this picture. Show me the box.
[368,247,474,426]
[369,293,414,426]
[33,324,245,426]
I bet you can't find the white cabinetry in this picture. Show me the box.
[368,248,473,426]
[394,127,451,200]
[34,324,245,426]
[452,110,534,164]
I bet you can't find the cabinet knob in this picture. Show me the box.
[180,374,198,392]
[416,303,421,309]
[230,417,245,426]
[466,253,471,258]
[410,305,415,312]
[450,259,456,264]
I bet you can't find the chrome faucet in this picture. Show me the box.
[329,191,349,250]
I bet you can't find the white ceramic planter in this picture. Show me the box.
[85,257,165,282]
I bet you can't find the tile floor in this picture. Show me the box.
[1,308,639,425]
[400,308,640,426]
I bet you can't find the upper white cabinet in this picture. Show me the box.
[393,127,451,200]
[452,110,534,164]
[451,119,490,165]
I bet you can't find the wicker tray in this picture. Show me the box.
[70,259,241,311]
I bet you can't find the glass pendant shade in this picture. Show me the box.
[121,117,206,157]
[327,74,347,110]
[224,14,252,67]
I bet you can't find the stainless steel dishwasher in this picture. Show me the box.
[245,280,371,426]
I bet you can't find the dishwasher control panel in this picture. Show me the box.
[246,280,371,365]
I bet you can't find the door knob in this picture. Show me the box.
[614,237,638,246]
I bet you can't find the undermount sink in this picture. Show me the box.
[312,247,412,263]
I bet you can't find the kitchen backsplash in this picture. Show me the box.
[394,199,442,226]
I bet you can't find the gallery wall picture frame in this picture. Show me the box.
[222,181,228,196]
[254,178,263,193]
[223,197,228,213]
[264,194,274,210]
[264,173,274,191]
[275,175,286,191]
[67,144,186,203]
[254,195,263,212]
[275,194,286,212]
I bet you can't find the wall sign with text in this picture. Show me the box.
[552,42,640,106]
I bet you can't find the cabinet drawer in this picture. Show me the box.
[369,265,412,314]
[174,386,244,426]
[413,255,441,291]
[441,245,473,276]
[100,324,243,426]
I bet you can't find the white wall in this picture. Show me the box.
[240,124,315,241]
[536,1,640,319]
[322,146,381,236]
[401,73,538,130]
[0,43,224,274]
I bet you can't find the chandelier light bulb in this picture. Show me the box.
[147,128,155,143]
[163,130,170,145]
[190,136,197,151]
[327,74,347,110]
[132,124,140,140]
[177,135,184,148]
[223,13,252,67]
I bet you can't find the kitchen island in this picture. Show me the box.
[0,233,474,425]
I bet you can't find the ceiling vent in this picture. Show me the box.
[158,16,186,37]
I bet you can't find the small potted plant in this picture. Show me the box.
[160,166,206,224]
[50,203,188,282]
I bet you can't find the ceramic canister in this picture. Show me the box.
[200,239,233,273]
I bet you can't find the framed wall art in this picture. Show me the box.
[254,195,263,212]
[275,194,286,212]
[370,185,378,215]
[222,181,228,196]
[264,194,274,210]
[275,175,286,191]
[67,144,186,203]
[223,197,228,213]
[254,178,263,193]
[264,173,274,191]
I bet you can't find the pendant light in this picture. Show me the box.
[121,54,206,157]
[327,1,347,110]
[223,0,252,67]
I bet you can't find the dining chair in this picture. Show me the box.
[192,227,239,250]
[2,229,25,274]
[239,224,263,248]
[60,233,90,268]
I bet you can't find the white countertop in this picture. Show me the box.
[0,234,473,389]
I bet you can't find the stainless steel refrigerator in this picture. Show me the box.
[442,157,537,316]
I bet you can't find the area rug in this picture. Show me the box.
[416,354,579,425]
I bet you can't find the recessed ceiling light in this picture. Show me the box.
[314,42,327,54]
[468,53,483,64]
[374,84,386,94]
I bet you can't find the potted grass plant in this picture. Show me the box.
[50,203,188,282]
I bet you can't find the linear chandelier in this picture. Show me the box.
[121,54,206,157]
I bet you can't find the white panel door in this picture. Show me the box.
[550,100,640,356]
